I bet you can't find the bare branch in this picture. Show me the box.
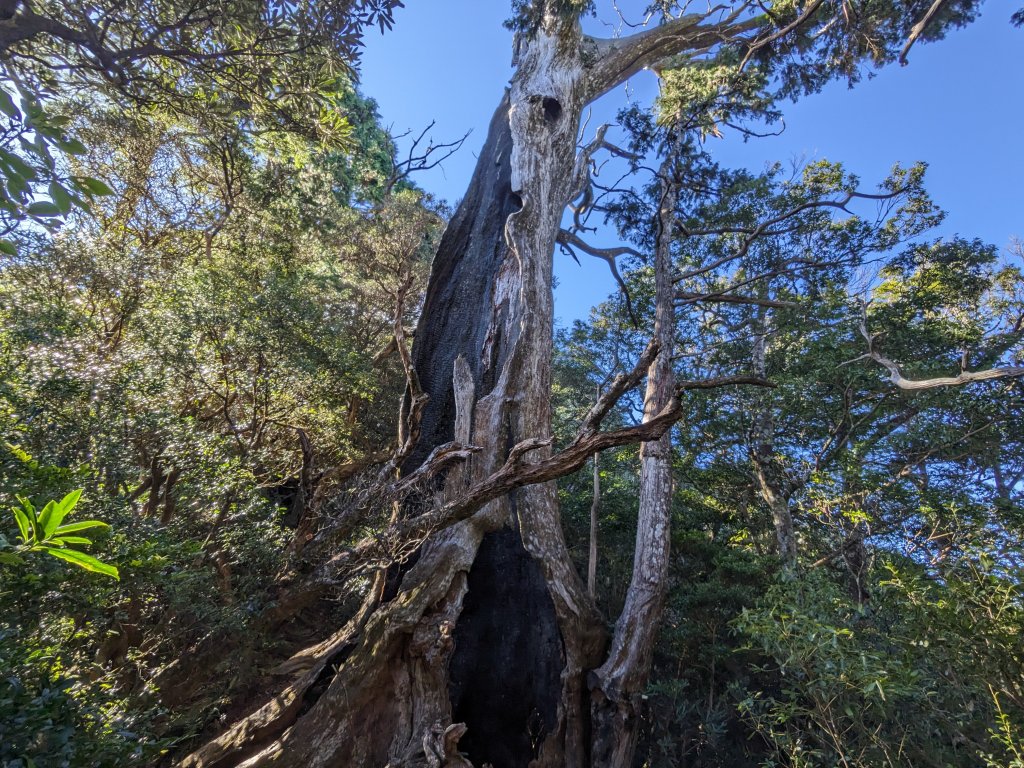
[388,122,470,192]
[855,304,1024,391]
[675,290,797,308]
[557,228,641,326]
[899,0,951,66]
[579,338,661,436]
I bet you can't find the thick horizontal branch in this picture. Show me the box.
[317,361,771,577]
[858,351,1024,391]
[584,11,764,101]
[677,374,774,391]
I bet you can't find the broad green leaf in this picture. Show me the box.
[36,500,59,538]
[41,491,81,538]
[43,547,119,580]
[74,176,114,196]
[0,239,16,256]
[27,201,62,217]
[55,488,82,518]
[0,89,20,120]
[49,536,93,546]
[0,148,36,180]
[49,181,72,213]
[57,138,87,155]
[11,506,30,542]
[53,520,111,536]
[7,173,27,198]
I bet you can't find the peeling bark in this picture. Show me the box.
[179,10,760,768]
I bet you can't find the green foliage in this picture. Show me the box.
[748,0,982,98]
[2,488,119,579]
[0,72,437,764]
[0,84,114,251]
[734,561,1024,767]
[558,100,1024,765]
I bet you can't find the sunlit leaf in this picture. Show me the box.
[43,547,119,579]
[53,520,111,536]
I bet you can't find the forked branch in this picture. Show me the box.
[854,304,1024,391]
[557,228,641,325]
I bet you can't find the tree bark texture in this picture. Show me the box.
[588,137,680,767]
[178,11,757,768]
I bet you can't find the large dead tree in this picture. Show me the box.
[178,2,984,766]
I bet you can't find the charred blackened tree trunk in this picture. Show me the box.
[178,9,757,768]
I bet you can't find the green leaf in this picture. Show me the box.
[0,148,37,180]
[43,547,119,579]
[53,520,111,536]
[49,536,93,546]
[56,488,82,516]
[0,239,16,256]
[57,138,87,155]
[0,551,24,566]
[6,173,27,198]
[40,491,80,538]
[48,181,72,213]
[0,89,20,120]
[74,176,114,196]
[36,500,59,538]
[11,506,30,542]
[27,201,62,217]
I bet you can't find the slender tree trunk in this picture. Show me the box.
[588,134,680,767]
[588,446,600,599]
[750,323,797,565]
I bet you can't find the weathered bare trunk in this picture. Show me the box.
[588,136,680,767]
[178,10,755,768]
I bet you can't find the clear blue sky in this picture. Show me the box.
[359,2,1023,324]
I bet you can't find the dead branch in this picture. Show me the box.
[578,339,660,436]
[854,304,1024,391]
[899,0,951,66]
[395,273,428,459]
[313,367,771,581]
[387,122,470,193]
[557,229,641,326]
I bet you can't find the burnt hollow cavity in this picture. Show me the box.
[448,526,562,768]
[298,641,356,717]
[542,96,562,124]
